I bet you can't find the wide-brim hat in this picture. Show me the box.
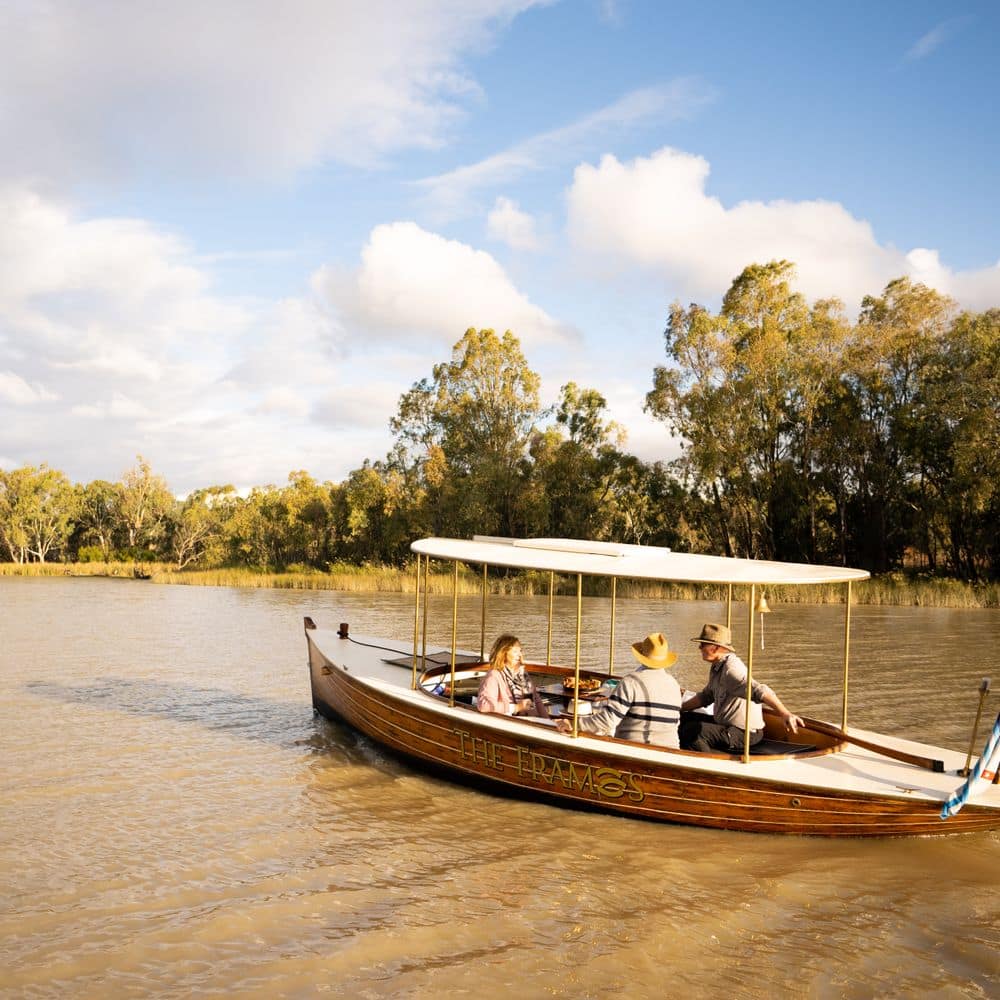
[691,623,734,651]
[631,632,678,669]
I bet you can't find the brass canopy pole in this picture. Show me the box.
[421,553,429,674]
[412,552,421,690]
[609,577,617,677]
[546,571,555,666]
[726,583,733,629]
[841,579,852,730]
[480,562,488,662]
[449,560,459,708]
[572,573,583,738]
[743,584,756,763]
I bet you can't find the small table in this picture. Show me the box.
[535,682,611,716]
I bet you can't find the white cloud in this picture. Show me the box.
[313,381,405,431]
[109,393,153,420]
[598,0,624,25]
[487,197,540,250]
[256,387,310,419]
[0,371,58,405]
[566,146,1000,311]
[414,79,714,219]
[0,185,578,491]
[0,184,348,490]
[904,248,1000,309]
[0,0,543,185]
[53,346,164,381]
[601,384,682,466]
[905,19,967,61]
[222,296,344,392]
[316,221,571,347]
[0,186,246,366]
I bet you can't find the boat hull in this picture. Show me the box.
[307,628,1000,838]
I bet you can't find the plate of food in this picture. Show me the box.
[562,676,602,695]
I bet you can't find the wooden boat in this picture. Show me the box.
[304,536,1000,837]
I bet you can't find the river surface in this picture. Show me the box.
[1,577,998,998]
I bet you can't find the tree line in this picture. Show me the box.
[2,261,997,581]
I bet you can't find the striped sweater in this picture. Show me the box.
[575,666,681,747]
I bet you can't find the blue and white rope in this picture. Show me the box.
[941,711,1000,819]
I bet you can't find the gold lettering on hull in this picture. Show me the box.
[452,728,644,803]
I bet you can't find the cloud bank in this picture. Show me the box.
[414,79,715,219]
[0,186,569,491]
[488,197,540,251]
[0,0,543,183]
[566,147,1000,311]
[316,221,570,347]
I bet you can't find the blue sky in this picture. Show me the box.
[2,0,998,494]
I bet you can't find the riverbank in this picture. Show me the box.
[2,560,998,607]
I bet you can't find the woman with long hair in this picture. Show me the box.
[476,633,538,716]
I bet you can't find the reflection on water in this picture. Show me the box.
[1,577,998,998]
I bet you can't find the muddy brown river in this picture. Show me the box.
[1,577,998,998]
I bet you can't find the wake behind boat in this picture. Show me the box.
[303,536,1000,837]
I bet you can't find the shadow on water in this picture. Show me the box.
[23,676,643,822]
[23,676,382,764]
[23,675,540,801]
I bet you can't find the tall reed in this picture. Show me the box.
[1,561,997,607]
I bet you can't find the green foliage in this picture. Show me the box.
[0,271,997,586]
[0,464,78,563]
[391,327,544,540]
[644,263,995,579]
[118,456,174,553]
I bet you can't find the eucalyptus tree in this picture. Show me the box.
[339,461,410,564]
[529,382,625,540]
[603,455,699,550]
[169,485,237,570]
[781,297,852,562]
[646,261,823,560]
[226,486,280,568]
[0,464,78,562]
[844,278,957,573]
[908,308,1000,579]
[279,470,339,568]
[646,299,737,555]
[391,328,545,539]
[117,456,174,557]
[0,467,30,562]
[74,479,121,560]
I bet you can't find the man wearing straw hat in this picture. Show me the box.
[555,633,682,746]
[680,623,803,753]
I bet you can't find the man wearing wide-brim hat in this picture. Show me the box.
[680,623,803,753]
[555,632,682,746]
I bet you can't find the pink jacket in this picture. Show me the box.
[476,670,514,715]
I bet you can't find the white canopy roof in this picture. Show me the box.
[411,536,870,586]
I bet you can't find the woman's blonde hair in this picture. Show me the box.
[488,633,521,672]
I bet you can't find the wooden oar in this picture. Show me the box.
[962,677,991,775]
[800,716,945,772]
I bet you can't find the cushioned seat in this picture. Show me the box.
[750,738,817,755]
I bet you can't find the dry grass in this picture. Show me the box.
[0,561,168,579]
[2,560,998,607]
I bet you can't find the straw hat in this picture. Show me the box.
[691,623,734,651]
[630,632,678,669]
